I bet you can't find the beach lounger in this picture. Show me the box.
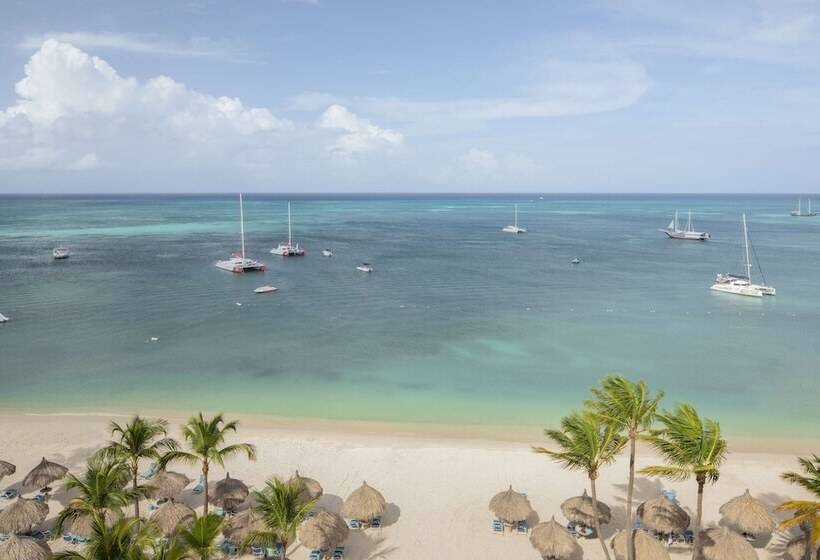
[370,515,383,529]
[192,475,205,494]
[31,530,50,540]
[516,520,528,534]
[492,519,504,534]
[251,544,264,557]
[264,544,283,558]
[333,546,345,559]
[0,534,9,541]
[140,462,158,480]
[213,507,225,517]
[309,549,321,560]
[0,489,17,500]
[220,540,239,555]
[33,493,48,503]
[684,529,694,544]
[347,518,361,529]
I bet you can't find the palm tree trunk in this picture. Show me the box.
[203,460,209,516]
[590,476,612,560]
[626,435,636,560]
[804,523,813,560]
[282,539,288,560]
[693,477,705,560]
[132,463,140,518]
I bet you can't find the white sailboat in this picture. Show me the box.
[215,194,267,273]
[271,202,305,256]
[711,214,775,297]
[660,210,710,240]
[502,204,527,233]
[791,199,818,217]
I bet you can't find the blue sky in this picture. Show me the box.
[1,0,820,193]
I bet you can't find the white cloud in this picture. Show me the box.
[432,148,542,186]
[67,153,100,171]
[460,148,498,176]
[319,104,403,160]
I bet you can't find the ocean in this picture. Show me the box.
[0,194,818,439]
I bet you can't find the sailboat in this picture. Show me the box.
[711,214,775,297]
[501,204,527,233]
[660,210,710,240]
[270,202,305,256]
[215,194,267,273]
[791,199,818,217]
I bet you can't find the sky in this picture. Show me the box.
[2,0,820,193]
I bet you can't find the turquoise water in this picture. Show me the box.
[0,194,818,438]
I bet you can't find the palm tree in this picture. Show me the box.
[104,416,178,518]
[586,375,664,560]
[533,411,626,560]
[640,404,727,560]
[55,456,135,536]
[778,455,820,560]
[152,539,192,560]
[55,512,157,560]
[244,477,318,559]
[162,413,256,515]
[177,514,223,560]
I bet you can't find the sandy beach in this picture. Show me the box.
[0,410,812,560]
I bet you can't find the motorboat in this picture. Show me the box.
[571,258,581,265]
[254,285,278,294]
[215,194,267,273]
[52,247,70,259]
[322,249,333,257]
[502,204,527,233]
[271,202,305,256]
[356,263,373,273]
[0,313,8,323]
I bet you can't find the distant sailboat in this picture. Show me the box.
[660,210,710,240]
[271,202,305,256]
[791,199,817,217]
[502,204,527,233]
[215,194,267,273]
[711,214,775,297]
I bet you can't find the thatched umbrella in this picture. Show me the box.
[611,530,670,560]
[699,527,757,560]
[145,471,191,501]
[22,458,67,490]
[0,498,49,534]
[785,535,820,560]
[342,481,386,522]
[150,502,195,536]
[69,509,120,537]
[718,489,775,536]
[529,517,583,560]
[0,534,51,560]
[637,495,690,534]
[0,461,15,482]
[209,473,249,510]
[561,490,612,526]
[488,485,532,524]
[298,511,349,551]
[222,508,265,544]
[290,471,323,504]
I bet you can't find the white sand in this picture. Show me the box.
[0,411,812,560]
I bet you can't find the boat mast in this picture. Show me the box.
[687,210,692,232]
[742,213,752,281]
[674,210,679,232]
[287,201,292,245]
[239,193,246,259]
[514,204,518,228]
[799,199,802,215]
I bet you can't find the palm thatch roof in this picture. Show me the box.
[785,535,820,560]
[0,535,51,560]
[298,511,349,551]
[145,470,191,500]
[636,495,690,534]
[488,485,532,524]
[561,490,612,525]
[150,502,195,537]
[699,527,757,560]
[341,481,386,521]
[209,473,249,509]
[222,508,265,544]
[22,458,67,489]
[289,471,323,504]
[68,509,120,537]
[0,498,49,534]
[611,529,670,560]
[529,517,583,560]
[0,461,15,482]
[718,489,775,535]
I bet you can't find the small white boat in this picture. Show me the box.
[52,247,70,259]
[0,313,8,323]
[322,249,333,257]
[571,258,581,265]
[216,194,267,273]
[254,285,278,294]
[502,204,527,233]
[356,262,373,273]
[660,210,710,240]
[711,214,775,297]
[271,202,305,256]
[791,199,817,217]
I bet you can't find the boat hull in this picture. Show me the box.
[710,283,763,297]
[215,258,267,273]
[502,226,527,233]
[660,229,710,240]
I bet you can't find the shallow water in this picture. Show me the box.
[1,194,818,438]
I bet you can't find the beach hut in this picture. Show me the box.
[718,489,776,537]
[785,534,820,560]
[0,534,51,560]
[610,530,671,560]
[22,458,67,490]
[699,527,757,560]
[145,470,191,501]
[289,471,323,505]
[342,481,386,524]
[0,461,15,482]
[561,490,612,527]
[529,517,583,560]
[209,473,249,511]
[68,509,120,537]
[150,502,195,537]
[488,485,532,525]
[0,498,49,534]
[298,511,349,552]
[222,508,265,544]
[637,495,690,534]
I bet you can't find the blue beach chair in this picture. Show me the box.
[492,519,504,534]
[347,518,361,529]
[370,515,383,529]
[0,489,17,500]
[192,475,205,494]
[309,549,321,560]
[516,520,528,534]
[140,462,158,480]
[333,546,345,559]
[220,540,239,555]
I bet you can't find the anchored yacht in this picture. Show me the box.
[271,202,305,256]
[660,210,710,240]
[502,204,527,233]
[215,194,267,273]
[791,199,817,217]
[711,214,775,297]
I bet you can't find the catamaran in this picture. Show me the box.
[215,194,267,273]
[270,202,305,256]
[660,210,710,240]
[791,199,817,217]
[502,204,527,233]
[711,214,775,297]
